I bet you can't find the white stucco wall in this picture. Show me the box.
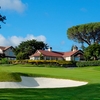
[30,57,40,60]
[44,56,63,60]
[30,56,63,61]
[30,57,35,60]
[58,57,63,60]
[0,49,3,53]
[64,56,80,61]
[64,56,72,61]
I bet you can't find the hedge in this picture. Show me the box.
[10,60,100,67]
[76,61,100,67]
[0,58,10,64]
[9,60,76,67]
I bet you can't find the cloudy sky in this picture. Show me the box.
[0,0,100,51]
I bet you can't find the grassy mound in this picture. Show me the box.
[0,71,21,82]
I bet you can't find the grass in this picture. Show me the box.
[0,69,21,82]
[0,84,100,100]
[0,64,100,99]
[0,72,21,82]
[0,64,100,83]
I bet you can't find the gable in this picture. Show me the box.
[72,50,83,56]
[30,50,41,57]
[37,50,41,54]
[4,47,16,57]
[63,50,83,57]
[0,46,14,51]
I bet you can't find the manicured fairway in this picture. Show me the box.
[0,64,100,100]
[0,84,100,100]
[0,64,100,83]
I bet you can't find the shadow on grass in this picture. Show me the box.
[0,84,100,100]
[0,72,21,82]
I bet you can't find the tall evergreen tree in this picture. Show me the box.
[67,22,100,46]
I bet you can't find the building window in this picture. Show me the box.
[34,57,40,60]
[46,56,50,60]
[51,57,56,60]
[56,58,58,60]
[74,57,80,61]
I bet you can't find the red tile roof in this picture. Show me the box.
[30,52,41,57]
[30,50,83,58]
[63,50,79,57]
[0,46,12,51]
[38,50,63,57]
[0,46,6,50]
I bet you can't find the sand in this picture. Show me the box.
[0,76,88,88]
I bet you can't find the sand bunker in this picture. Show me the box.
[0,76,88,88]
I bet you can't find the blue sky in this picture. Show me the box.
[0,0,100,51]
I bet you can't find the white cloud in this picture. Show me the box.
[24,34,46,42]
[0,34,9,46]
[0,34,46,46]
[0,0,27,13]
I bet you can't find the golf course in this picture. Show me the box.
[0,64,100,100]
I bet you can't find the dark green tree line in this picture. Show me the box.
[84,43,100,60]
[14,39,48,60]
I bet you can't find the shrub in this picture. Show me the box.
[57,60,76,67]
[28,60,76,67]
[76,61,100,67]
[9,60,76,67]
[1,58,9,64]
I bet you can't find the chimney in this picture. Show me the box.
[48,47,52,51]
[72,45,78,52]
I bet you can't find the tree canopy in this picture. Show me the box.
[14,39,48,60]
[0,7,6,28]
[84,43,100,60]
[67,22,100,46]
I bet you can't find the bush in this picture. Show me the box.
[76,61,100,67]
[56,60,76,67]
[1,58,10,64]
[9,60,76,67]
[9,60,28,65]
